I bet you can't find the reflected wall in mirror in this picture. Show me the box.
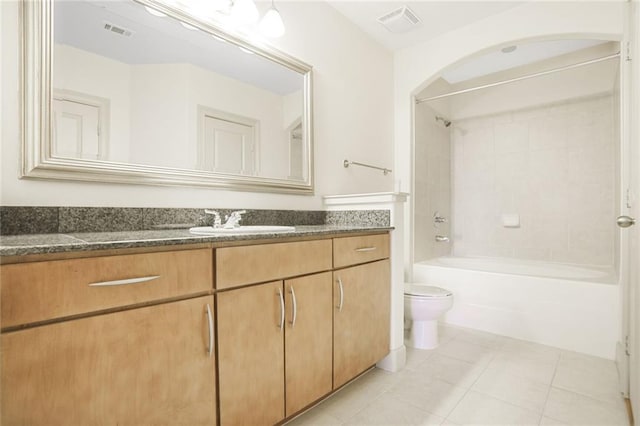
[22,0,314,193]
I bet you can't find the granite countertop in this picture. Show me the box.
[0,225,393,258]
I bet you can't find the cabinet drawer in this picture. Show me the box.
[216,239,332,289]
[333,233,390,268]
[1,249,213,328]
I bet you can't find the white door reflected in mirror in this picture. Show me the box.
[201,115,256,175]
[52,89,109,160]
[21,0,313,193]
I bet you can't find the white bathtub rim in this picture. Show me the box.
[417,255,618,285]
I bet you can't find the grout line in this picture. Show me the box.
[303,326,626,426]
[383,393,447,423]
[440,338,499,421]
[551,382,630,408]
[538,348,562,424]
[335,384,388,424]
[440,331,564,424]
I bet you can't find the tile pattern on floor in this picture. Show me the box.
[286,325,629,426]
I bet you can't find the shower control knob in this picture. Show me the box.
[616,215,636,228]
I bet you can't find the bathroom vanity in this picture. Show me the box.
[0,229,390,425]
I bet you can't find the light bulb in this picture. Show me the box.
[259,6,285,38]
[230,0,259,25]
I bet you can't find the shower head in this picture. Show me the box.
[435,116,452,127]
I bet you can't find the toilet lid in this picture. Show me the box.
[404,284,452,298]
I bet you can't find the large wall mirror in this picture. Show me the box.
[21,0,314,193]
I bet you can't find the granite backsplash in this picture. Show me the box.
[0,206,390,236]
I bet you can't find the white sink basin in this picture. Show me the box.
[189,225,296,235]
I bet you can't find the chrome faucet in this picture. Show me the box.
[435,235,450,243]
[204,209,222,228]
[223,210,246,229]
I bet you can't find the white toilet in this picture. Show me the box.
[404,283,453,350]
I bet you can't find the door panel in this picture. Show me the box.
[202,115,255,175]
[53,98,101,159]
[2,296,216,426]
[285,272,333,416]
[628,1,640,417]
[333,260,390,389]
[217,281,285,426]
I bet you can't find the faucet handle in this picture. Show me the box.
[204,209,222,228]
[223,210,246,228]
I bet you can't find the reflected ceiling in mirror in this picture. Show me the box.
[21,0,314,193]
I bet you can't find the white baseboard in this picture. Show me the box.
[376,345,406,372]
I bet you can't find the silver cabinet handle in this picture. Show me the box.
[355,247,377,252]
[88,275,160,287]
[205,303,214,358]
[289,285,297,327]
[277,287,285,330]
[336,277,344,312]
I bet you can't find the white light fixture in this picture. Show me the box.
[259,0,285,38]
[145,6,167,17]
[230,0,259,25]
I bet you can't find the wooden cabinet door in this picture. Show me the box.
[1,296,217,426]
[333,259,390,389]
[217,281,285,426]
[284,272,333,416]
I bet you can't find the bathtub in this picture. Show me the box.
[413,256,621,359]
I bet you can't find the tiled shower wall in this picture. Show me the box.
[414,103,452,263]
[452,94,617,266]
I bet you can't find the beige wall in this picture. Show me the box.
[413,40,621,267]
[54,45,292,175]
[1,0,394,208]
[448,43,619,121]
[54,44,132,163]
[452,94,616,266]
[414,103,451,263]
[394,2,624,275]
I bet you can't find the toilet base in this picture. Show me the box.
[408,319,439,350]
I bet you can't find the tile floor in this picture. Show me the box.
[286,324,630,426]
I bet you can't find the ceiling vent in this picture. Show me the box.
[103,21,134,37]
[377,6,421,34]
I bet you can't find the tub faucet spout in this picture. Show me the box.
[433,212,447,224]
[435,235,450,243]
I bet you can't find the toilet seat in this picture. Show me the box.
[404,284,452,299]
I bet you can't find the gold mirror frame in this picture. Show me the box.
[20,0,314,194]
